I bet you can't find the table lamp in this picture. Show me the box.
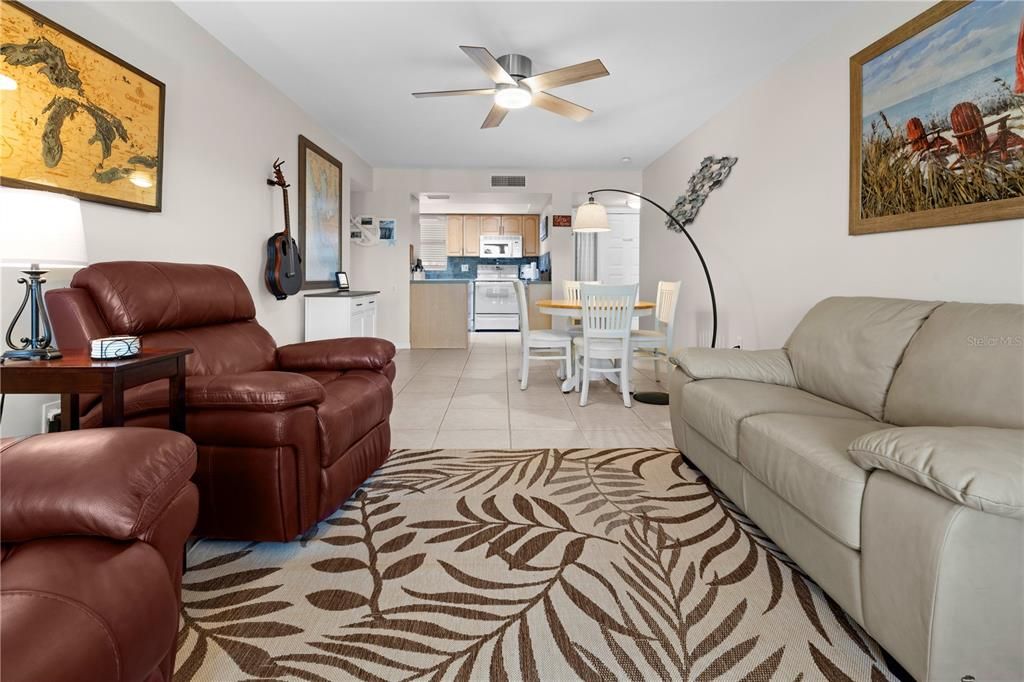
[1,187,88,360]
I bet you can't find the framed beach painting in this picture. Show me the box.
[0,0,165,211]
[298,135,343,289]
[850,1,1024,234]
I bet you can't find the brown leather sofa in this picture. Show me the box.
[47,261,397,541]
[1,428,198,682]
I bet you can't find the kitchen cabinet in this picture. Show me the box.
[304,292,379,341]
[526,282,552,330]
[446,215,464,257]
[524,215,540,254]
[410,282,469,349]
[480,215,502,235]
[463,215,480,256]
[441,214,541,256]
[500,215,523,236]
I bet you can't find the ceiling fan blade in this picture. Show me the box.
[531,91,592,122]
[521,59,609,92]
[460,46,516,85]
[412,88,497,98]
[481,103,509,129]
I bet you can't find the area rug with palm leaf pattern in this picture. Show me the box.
[175,448,898,681]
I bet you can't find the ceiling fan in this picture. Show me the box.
[413,46,609,129]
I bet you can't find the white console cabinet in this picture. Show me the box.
[304,291,380,341]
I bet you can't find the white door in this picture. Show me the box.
[597,212,640,285]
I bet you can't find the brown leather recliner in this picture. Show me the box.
[1,428,198,682]
[47,261,397,541]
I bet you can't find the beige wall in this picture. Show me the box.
[1,1,371,437]
[640,1,1024,351]
[351,168,642,348]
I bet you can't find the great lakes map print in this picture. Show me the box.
[0,1,163,210]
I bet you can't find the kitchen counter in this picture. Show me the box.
[305,290,380,297]
[411,278,472,283]
[410,281,469,349]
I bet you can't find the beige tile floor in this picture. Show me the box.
[391,332,677,449]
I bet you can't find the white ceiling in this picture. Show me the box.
[179,2,852,169]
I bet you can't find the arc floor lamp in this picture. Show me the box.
[574,189,718,405]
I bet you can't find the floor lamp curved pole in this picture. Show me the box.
[581,188,718,405]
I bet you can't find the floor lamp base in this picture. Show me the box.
[632,391,670,405]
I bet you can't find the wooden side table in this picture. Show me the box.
[0,348,192,432]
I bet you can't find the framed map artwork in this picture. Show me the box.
[0,1,165,211]
[298,135,343,289]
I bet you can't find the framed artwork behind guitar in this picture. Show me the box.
[298,135,344,289]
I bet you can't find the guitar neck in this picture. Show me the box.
[282,189,292,237]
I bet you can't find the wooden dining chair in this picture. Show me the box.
[632,280,681,383]
[514,280,573,390]
[574,283,638,407]
[563,280,599,336]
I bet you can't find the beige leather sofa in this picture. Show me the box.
[668,297,1023,682]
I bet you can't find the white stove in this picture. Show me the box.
[474,264,520,331]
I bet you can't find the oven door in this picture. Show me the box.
[474,281,518,315]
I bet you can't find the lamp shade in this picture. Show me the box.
[573,197,610,232]
[0,187,87,268]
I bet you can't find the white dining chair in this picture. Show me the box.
[563,280,599,336]
[632,280,681,383]
[574,283,638,407]
[514,280,573,390]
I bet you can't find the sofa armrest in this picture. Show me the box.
[670,348,797,387]
[848,426,1024,519]
[0,428,197,542]
[277,337,397,373]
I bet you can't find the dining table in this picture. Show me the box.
[535,298,656,393]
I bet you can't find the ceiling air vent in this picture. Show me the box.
[491,175,526,188]
[425,194,450,200]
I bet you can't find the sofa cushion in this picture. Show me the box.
[739,414,886,549]
[71,261,256,335]
[849,426,1024,519]
[1,537,179,682]
[884,302,1024,428]
[784,297,941,420]
[681,379,874,459]
[306,370,394,467]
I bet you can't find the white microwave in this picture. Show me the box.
[480,235,523,259]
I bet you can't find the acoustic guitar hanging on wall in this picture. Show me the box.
[265,159,303,299]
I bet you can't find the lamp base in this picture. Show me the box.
[3,347,62,361]
[632,391,670,405]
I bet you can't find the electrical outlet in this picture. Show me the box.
[461,264,470,272]
[41,400,60,433]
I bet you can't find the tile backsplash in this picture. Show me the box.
[425,256,539,280]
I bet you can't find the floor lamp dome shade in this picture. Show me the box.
[1,187,88,360]
[573,196,610,232]
[0,187,87,268]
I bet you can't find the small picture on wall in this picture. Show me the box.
[540,215,549,242]
[378,218,397,246]
[552,214,572,227]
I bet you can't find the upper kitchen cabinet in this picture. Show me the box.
[463,215,481,255]
[501,215,523,236]
[446,215,464,256]
[441,214,540,256]
[522,215,539,256]
[480,215,502,235]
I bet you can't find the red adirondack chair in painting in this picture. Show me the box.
[948,101,1024,169]
[906,117,953,155]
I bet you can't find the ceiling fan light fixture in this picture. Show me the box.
[494,83,532,110]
